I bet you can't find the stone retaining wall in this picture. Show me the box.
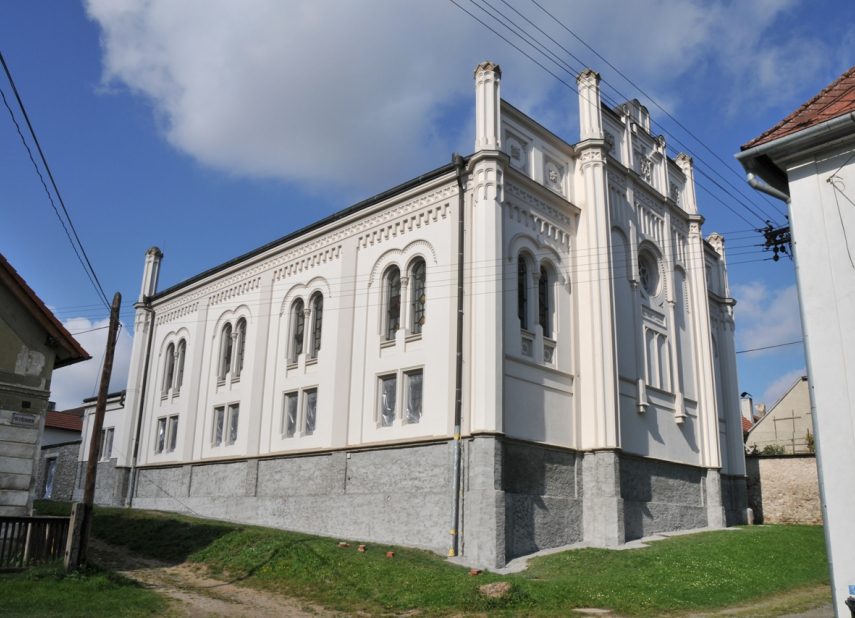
[745,454,821,525]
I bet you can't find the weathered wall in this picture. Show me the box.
[71,459,129,507]
[35,441,80,502]
[745,455,821,525]
[502,441,582,559]
[619,454,708,540]
[133,441,454,554]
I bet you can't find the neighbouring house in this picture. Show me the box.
[72,391,127,506]
[87,62,747,568]
[34,407,83,503]
[736,63,855,615]
[746,376,812,454]
[0,251,89,515]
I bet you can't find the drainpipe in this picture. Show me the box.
[739,166,836,612]
[125,302,155,507]
[449,152,466,557]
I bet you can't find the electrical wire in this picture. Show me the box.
[0,49,110,310]
[736,340,803,354]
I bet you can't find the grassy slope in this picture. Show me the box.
[31,501,829,617]
[0,561,168,618]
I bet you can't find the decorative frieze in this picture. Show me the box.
[155,302,200,326]
[505,181,574,225]
[210,277,262,307]
[356,202,450,248]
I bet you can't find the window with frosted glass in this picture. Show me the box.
[405,370,423,424]
[283,392,298,437]
[44,459,56,498]
[379,375,396,426]
[213,406,225,446]
[167,416,179,452]
[304,390,317,435]
[227,404,239,445]
[156,418,167,453]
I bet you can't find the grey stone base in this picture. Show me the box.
[128,438,736,568]
[71,459,130,507]
[721,473,751,526]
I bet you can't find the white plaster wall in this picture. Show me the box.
[784,139,855,608]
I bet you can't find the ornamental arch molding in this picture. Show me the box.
[157,326,191,358]
[280,277,332,316]
[211,304,253,339]
[508,233,569,288]
[368,240,437,288]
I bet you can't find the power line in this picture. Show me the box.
[736,340,803,354]
[452,0,780,227]
[0,48,110,310]
[527,0,788,221]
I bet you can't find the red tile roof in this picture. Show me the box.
[45,411,83,432]
[742,65,855,150]
[0,251,89,368]
[742,416,754,433]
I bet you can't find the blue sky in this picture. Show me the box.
[2,0,853,409]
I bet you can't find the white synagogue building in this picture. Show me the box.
[82,62,747,568]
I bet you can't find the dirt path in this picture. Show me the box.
[89,538,337,618]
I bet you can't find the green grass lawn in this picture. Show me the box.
[0,561,168,618]
[29,500,829,617]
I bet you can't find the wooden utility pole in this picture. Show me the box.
[77,292,122,568]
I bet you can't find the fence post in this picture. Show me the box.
[64,503,85,572]
[23,521,34,566]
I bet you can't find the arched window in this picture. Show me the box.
[163,343,175,394]
[219,323,232,379]
[410,260,426,334]
[517,257,528,330]
[234,319,247,377]
[385,267,401,340]
[292,299,305,360]
[539,265,551,337]
[639,253,659,296]
[310,294,323,358]
[175,340,186,391]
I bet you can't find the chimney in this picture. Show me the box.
[474,61,501,152]
[139,247,163,302]
[754,402,766,419]
[576,68,604,141]
[740,397,754,425]
[46,401,56,411]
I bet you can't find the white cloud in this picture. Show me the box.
[49,317,134,410]
[84,0,837,190]
[732,283,802,355]
[761,367,806,409]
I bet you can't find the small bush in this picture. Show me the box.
[762,444,788,455]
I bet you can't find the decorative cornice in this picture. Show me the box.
[505,180,575,225]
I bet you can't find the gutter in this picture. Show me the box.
[125,301,155,507]
[448,153,467,557]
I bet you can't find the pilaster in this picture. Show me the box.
[474,61,501,152]
[581,450,625,546]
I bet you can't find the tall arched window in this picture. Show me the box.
[175,340,186,391]
[163,343,175,394]
[219,323,233,379]
[518,257,528,330]
[310,294,323,358]
[385,267,401,340]
[234,319,247,377]
[539,265,551,337]
[410,260,426,334]
[292,299,305,360]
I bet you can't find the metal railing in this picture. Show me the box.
[0,516,70,572]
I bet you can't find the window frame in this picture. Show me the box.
[518,256,528,330]
[234,319,247,378]
[404,369,423,424]
[384,266,402,340]
[538,265,551,338]
[175,339,186,392]
[163,342,175,395]
[291,299,305,361]
[167,415,179,453]
[212,406,225,446]
[409,259,426,335]
[378,373,397,426]
[99,427,114,461]
[226,404,240,446]
[309,294,323,359]
[303,389,317,435]
[219,323,233,380]
[282,391,299,438]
